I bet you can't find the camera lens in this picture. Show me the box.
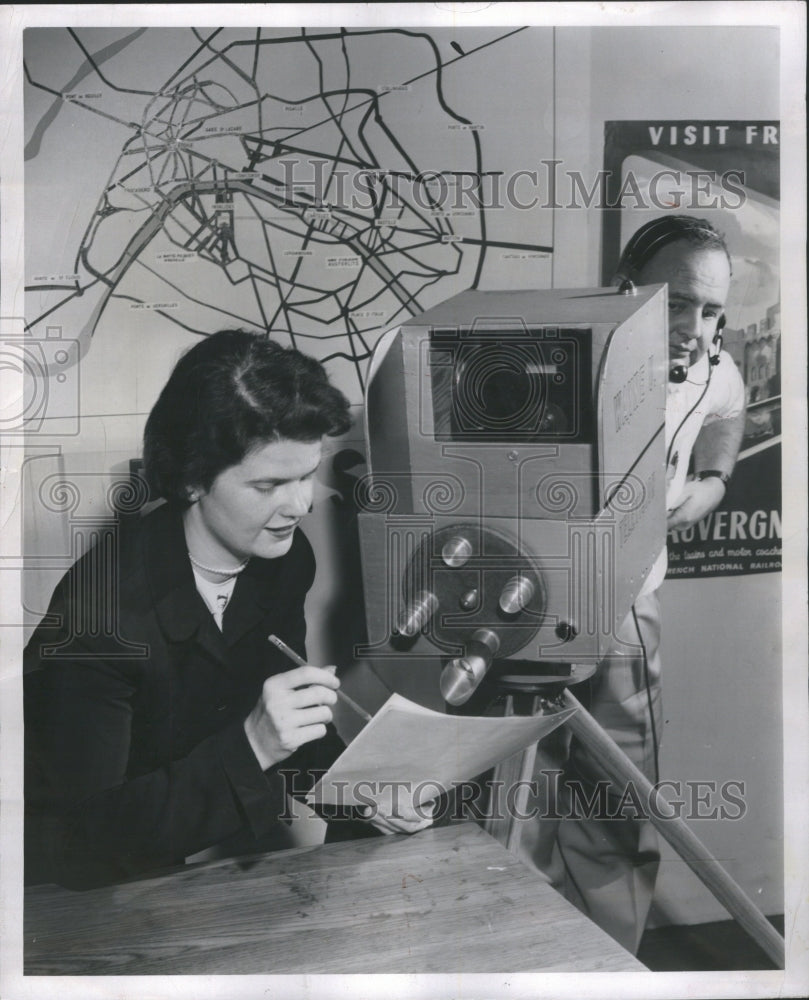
[454,344,544,432]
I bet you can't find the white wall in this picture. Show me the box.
[655,576,783,925]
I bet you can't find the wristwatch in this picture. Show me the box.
[696,469,731,487]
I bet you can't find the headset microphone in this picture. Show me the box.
[669,314,725,382]
[709,314,726,367]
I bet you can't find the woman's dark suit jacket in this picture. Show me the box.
[24,502,360,889]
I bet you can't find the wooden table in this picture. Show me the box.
[25,823,645,974]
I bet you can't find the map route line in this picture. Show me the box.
[210,26,529,152]
[247,266,271,331]
[151,27,227,93]
[28,162,467,344]
[24,27,148,159]
[66,27,162,97]
[254,202,294,334]
[129,258,259,328]
[189,27,272,99]
[107,292,212,338]
[250,28,261,81]
[24,25,553,397]
[461,238,553,252]
[25,65,226,156]
[302,35,366,171]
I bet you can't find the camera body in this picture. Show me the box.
[357,286,668,702]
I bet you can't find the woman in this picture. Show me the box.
[25,330,428,889]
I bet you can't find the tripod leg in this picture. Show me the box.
[506,735,540,854]
[560,688,785,968]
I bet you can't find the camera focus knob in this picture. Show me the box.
[395,591,438,637]
[440,628,500,705]
[441,535,473,568]
[498,575,535,615]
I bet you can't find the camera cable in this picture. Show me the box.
[632,604,660,786]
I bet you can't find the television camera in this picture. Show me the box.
[351,284,785,965]
[357,284,667,706]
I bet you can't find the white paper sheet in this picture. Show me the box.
[307,693,577,806]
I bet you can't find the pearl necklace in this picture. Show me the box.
[188,552,250,577]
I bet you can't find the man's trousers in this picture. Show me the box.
[519,590,664,955]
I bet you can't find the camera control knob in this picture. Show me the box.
[498,575,536,615]
[395,591,439,638]
[441,534,473,568]
[440,628,500,706]
[459,589,479,610]
[555,621,578,642]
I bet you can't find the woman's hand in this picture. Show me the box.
[358,787,437,836]
[244,665,340,770]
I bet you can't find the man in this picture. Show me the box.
[520,215,746,954]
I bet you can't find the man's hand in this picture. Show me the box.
[666,476,726,532]
[244,665,340,770]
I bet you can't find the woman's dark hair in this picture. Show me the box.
[143,330,352,506]
[614,215,731,282]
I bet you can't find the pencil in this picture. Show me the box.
[267,634,373,724]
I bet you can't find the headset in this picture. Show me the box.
[613,215,730,386]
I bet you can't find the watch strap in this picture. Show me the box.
[697,469,730,486]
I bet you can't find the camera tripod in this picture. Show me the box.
[473,667,785,968]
